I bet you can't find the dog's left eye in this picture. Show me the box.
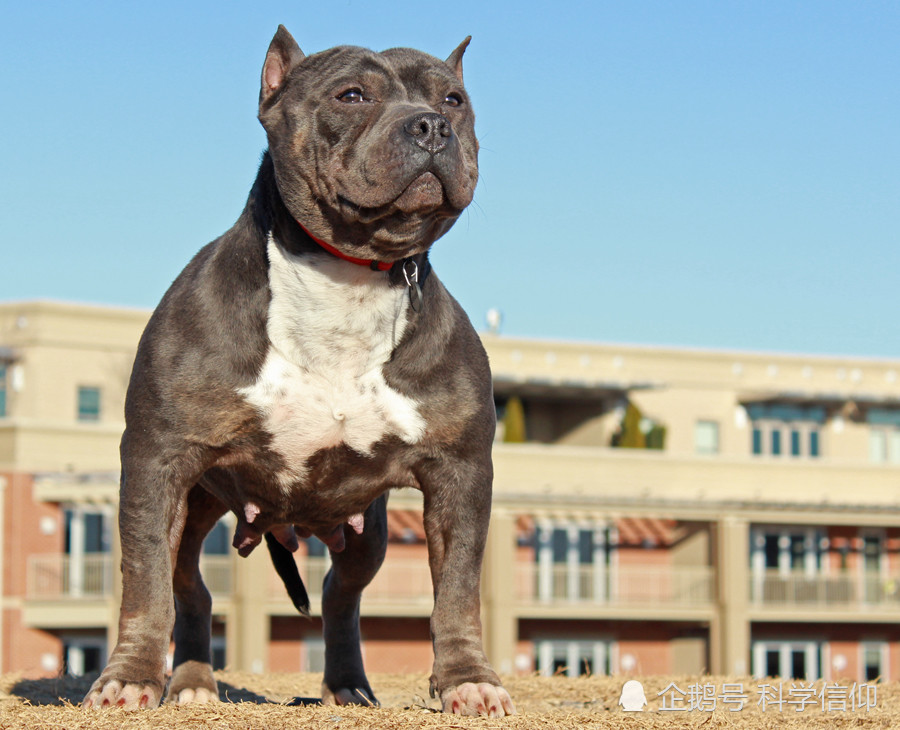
[443,93,463,107]
[337,88,365,103]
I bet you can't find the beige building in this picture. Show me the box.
[2,300,900,682]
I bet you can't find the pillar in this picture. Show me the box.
[481,510,517,675]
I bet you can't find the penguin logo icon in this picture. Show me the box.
[618,679,647,712]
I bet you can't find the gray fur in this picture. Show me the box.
[83,25,513,717]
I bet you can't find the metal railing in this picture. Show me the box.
[26,554,234,600]
[27,554,113,598]
[516,563,714,606]
[274,557,434,606]
[750,570,900,609]
[26,553,718,610]
[25,552,900,616]
[199,555,233,597]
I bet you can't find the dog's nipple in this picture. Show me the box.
[347,513,364,535]
[244,502,261,523]
[332,409,346,422]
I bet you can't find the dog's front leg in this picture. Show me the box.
[83,444,194,709]
[422,458,516,717]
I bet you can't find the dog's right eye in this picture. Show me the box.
[337,88,365,103]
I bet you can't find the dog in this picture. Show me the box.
[82,25,515,718]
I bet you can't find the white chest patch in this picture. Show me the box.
[238,235,426,486]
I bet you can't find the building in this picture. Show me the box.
[2,300,900,682]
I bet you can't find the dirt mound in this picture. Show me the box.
[1,672,895,729]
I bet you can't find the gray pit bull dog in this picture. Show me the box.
[82,25,515,718]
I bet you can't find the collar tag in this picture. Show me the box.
[403,259,424,313]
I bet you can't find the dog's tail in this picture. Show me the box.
[264,532,311,616]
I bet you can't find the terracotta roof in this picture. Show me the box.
[388,510,677,547]
[615,517,677,547]
[387,509,426,543]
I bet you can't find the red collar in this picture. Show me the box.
[296,221,393,272]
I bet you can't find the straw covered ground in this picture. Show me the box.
[0,671,895,729]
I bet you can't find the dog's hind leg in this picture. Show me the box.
[320,494,388,707]
[167,485,228,704]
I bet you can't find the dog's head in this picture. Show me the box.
[258,26,479,262]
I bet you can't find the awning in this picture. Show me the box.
[493,377,656,402]
[740,391,900,419]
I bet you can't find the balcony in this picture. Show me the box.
[27,553,113,598]
[269,557,434,615]
[750,570,900,618]
[198,556,234,597]
[490,443,900,522]
[515,563,715,619]
[25,554,234,601]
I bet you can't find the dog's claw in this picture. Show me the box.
[82,678,162,711]
[321,683,379,707]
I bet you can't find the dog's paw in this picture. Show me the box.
[321,682,379,707]
[171,687,219,705]
[165,660,219,705]
[82,678,162,710]
[441,682,516,717]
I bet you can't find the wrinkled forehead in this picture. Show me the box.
[298,45,458,88]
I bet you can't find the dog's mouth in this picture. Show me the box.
[338,172,449,224]
[393,172,445,213]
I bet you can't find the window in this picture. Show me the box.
[65,507,111,555]
[63,636,107,676]
[862,642,886,682]
[868,409,900,464]
[752,640,820,680]
[303,635,325,672]
[211,636,227,671]
[746,404,824,459]
[763,534,780,570]
[752,427,763,455]
[203,520,231,555]
[751,527,824,604]
[862,533,884,604]
[77,386,101,421]
[535,522,612,602]
[307,536,327,558]
[809,430,820,457]
[64,506,112,596]
[771,429,781,456]
[536,639,612,677]
[869,419,900,465]
[790,429,801,456]
[751,527,823,576]
[694,421,719,455]
[870,431,887,463]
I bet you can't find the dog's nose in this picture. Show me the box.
[404,112,452,154]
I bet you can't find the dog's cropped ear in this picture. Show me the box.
[260,25,305,108]
[445,36,471,83]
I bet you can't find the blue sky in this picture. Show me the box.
[2,1,898,357]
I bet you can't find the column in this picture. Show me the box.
[712,516,750,676]
[232,544,270,672]
[481,510,517,675]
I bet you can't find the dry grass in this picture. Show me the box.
[1,672,897,729]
